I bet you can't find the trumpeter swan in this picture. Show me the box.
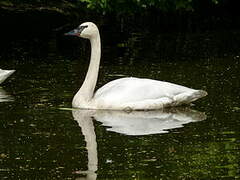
[65,22,207,110]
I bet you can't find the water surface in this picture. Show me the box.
[0,26,239,179]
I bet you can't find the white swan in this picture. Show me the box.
[0,69,15,84]
[66,22,207,110]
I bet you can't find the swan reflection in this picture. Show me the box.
[73,108,206,136]
[72,107,206,179]
[0,88,13,102]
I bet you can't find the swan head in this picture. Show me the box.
[65,22,99,39]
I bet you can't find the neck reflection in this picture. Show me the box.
[72,110,98,180]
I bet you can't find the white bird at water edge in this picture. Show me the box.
[0,69,15,84]
[65,22,207,110]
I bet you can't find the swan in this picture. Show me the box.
[0,69,15,84]
[65,22,207,110]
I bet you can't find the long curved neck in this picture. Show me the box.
[79,33,101,101]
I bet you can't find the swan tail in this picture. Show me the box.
[197,90,208,98]
[173,90,208,105]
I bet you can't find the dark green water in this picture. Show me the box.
[0,27,239,179]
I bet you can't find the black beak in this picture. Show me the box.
[64,29,80,36]
[64,25,88,36]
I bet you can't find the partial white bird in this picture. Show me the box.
[66,22,207,110]
[0,69,15,84]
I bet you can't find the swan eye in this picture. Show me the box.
[78,25,88,33]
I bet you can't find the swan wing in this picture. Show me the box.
[93,77,206,109]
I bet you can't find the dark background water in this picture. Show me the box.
[0,20,239,179]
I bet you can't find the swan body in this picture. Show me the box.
[66,22,207,110]
[0,69,15,84]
